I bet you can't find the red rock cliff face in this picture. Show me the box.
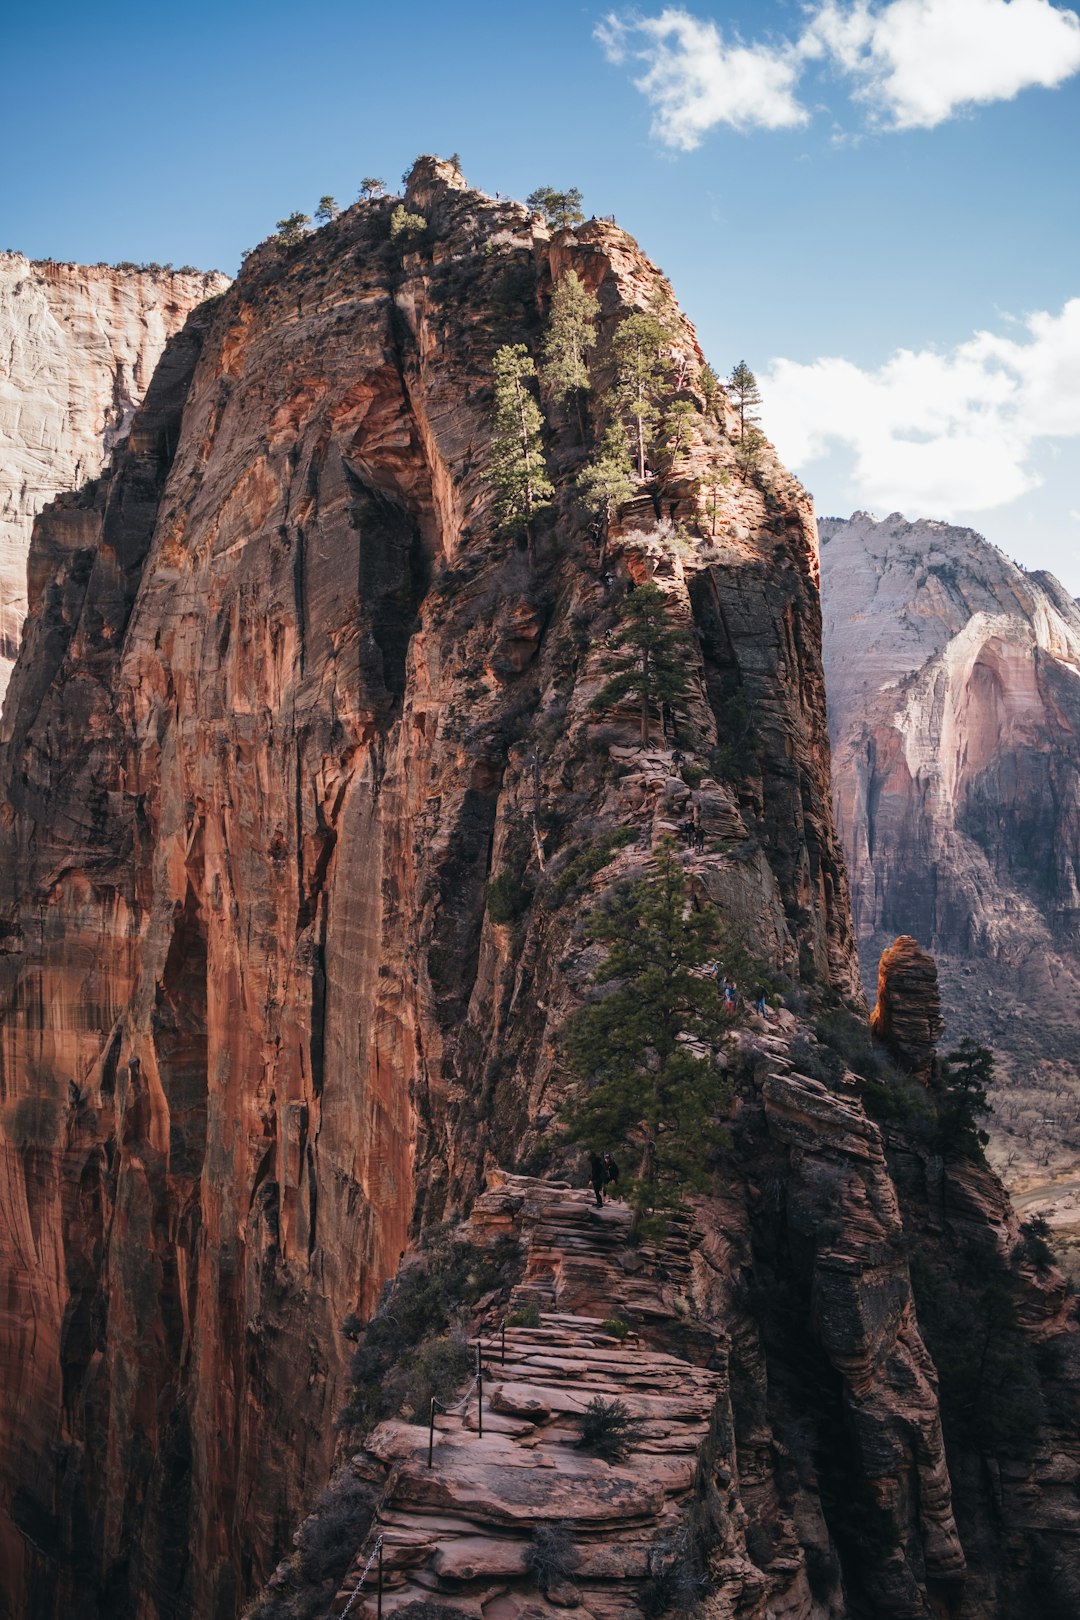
[0,160,858,1618]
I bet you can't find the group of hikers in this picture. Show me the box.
[709,963,768,1019]
[587,1150,620,1208]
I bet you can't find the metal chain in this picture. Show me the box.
[338,1532,384,1618]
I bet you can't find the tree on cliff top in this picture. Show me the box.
[560,840,732,1234]
[590,580,692,747]
[487,344,554,563]
[527,186,585,229]
[541,269,599,441]
[315,196,340,223]
[359,177,385,198]
[274,212,311,247]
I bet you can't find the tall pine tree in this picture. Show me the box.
[591,581,692,747]
[541,269,599,441]
[578,424,636,562]
[561,840,733,1232]
[487,344,554,563]
[727,361,762,442]
[611,312,671,481]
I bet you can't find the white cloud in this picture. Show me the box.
[761,298,1080,517]
[806,0,1080,128]
[598,1,1080,142]
[596,9,807,146]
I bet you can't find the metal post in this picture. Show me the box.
[477,1368,483,1438]
[377,1537,383,1620]
[501,1321,506,1365]
[475,1339,481,1376]
[428,1397,435,1468]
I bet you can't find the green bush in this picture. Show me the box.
[389,204,428,246]
[544,825,636,908]
[577,1395,645,1461]
[506,1301,541,1328]
[601,1315,630,1340]
[524,1522,581,1594]
[401,1335,473,1421]
[485,870,530,925]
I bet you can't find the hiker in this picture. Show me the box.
[724,977,737,1011]
[603,1151,620,1195]
[755,985,767,1018]
[588,1151,606,1207]
[694,825,706,852]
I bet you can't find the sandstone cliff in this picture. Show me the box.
[820,512,1080,1188]
[0,159,857,1619]
[0,253,229,705]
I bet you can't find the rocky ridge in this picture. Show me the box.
[820,512,1080,1187]
[0,158,855,1618]
[0,252,228,704]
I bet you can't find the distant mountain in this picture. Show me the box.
[0,254,228,707]
[821,510,1080,1191]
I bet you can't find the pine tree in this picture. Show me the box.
[734,425,765,478]
[560,840,733,1232]
[359,177,385,199]
[655,399,699,480]
[699,362,723,418]
[611,313,671,481]
[389,204,428,246]
[727,360,762,441]
[591,581,692,747]
[275,212,311,247]
[526,187,585,229]
[315,196,340,224]
[578,424,636,561]
[936,1038,993,1160]
[487,344,554,563]
[541,270,599,440]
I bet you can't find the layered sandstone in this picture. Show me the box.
[0,253,228,704]
[0,159,856,1619]
[870,934,943,1081]
[821,512,1080,1173]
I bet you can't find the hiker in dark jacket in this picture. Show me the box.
[603,1152,620,1195]
[589,1152,606,1207]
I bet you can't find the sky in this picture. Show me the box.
[3,0,1078,587]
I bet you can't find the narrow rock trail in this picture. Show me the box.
[333,1176,726,1619]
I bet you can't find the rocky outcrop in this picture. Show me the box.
[820,512,1080,1173]
[0,253,228,705]
[0,159,857,1619]
[870,935,943,1081]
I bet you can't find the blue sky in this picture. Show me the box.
[4,0,1079,586]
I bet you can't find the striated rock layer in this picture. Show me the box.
[0,252,228,705]
[870,935,943,1082]
[821,512,1080,1165]
[0,160,857,1618]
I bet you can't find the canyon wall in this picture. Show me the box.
[0,160,858,1619]
[821,512,1080,1183]
[0,253,228,705]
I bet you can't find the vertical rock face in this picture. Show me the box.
[870,935,944,1081]
[821,512,1080,1142]
[0,253,229,704]
[0,160,859,1619]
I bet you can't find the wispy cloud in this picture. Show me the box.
[598,1,1080,144]
[761,298,1080,516]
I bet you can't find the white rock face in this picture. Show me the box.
[0,253,229,704]
[821,511,1080,1175]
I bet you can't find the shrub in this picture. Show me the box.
[543,825,635,908]
[578,1395,646,1461]
[524,1522,581,1594]
[485,869,530,925]
[400,1334,472,1421]
[4,1093,60,1149]
[294,1468,375,1582]
[1014,1215,1056,1275]
[506,1301,541,1328]
[641,1528,705,1617]
[601,1315,630,1340]
[389,204,428,247]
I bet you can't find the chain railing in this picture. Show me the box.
[338,1532,384,1619]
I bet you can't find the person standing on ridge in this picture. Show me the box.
[603,1151,620,1197]
[588,1151,606,1207]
